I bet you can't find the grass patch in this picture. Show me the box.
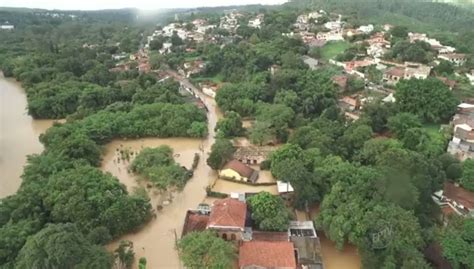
[321,41,350,60]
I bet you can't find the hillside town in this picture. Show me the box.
[1,2,474,269]
[103,7,474,268]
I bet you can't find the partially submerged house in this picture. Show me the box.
[219,160,259,183]
[207,198,248,241]
[432,182,474,218]
[239,241,297,269]
[233,146,275,165]
[288,221,324,269]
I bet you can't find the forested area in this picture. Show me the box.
[0,9,207,268]
[1,0,473,268]
[193,3,469,267]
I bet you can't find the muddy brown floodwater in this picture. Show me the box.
[104,75,223,268]
[0,75,55,198]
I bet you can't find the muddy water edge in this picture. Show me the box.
[0,75,55,198]
[103,91,221,268]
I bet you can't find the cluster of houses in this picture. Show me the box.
[429,103,474,222]
[109,49,151,74]
[182,196,323,269]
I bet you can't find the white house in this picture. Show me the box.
[0,25,14,30]
[438,53,467,66]
[357,24,374,34]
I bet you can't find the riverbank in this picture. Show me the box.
[0,75,55,198]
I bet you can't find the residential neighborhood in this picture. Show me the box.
[1,1,474,269]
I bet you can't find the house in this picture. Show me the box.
[233,146,275,165]
[367,44,387,58]
[302,55,319,70]
[383,67,405,84]
[288,221,324,269]
[432,182,474,218]
[239,241,297,269]
[447,103,474,160]
[307,39,326,48]
[438,53,467,66]
[404,63,431,80]
[181,206,210,237]
[383,24,393,31]
[316,30,344,41]
[207,198,248,241]
[324,21,342,31]
[357,24,374,34]
[0,24,14,30]
[219,160,259,183]
[248,14,264,28]
[339,95,361,111]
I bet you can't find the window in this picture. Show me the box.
[222,233,227,240]
[231,234,236,241]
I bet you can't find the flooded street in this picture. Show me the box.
[2,71,361,269]
[0,75,55,198]
[104,74,222,268]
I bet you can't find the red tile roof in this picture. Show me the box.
[222,160,255,178]
[207,198,247,229]
[182,211,209,237]
[444,182,474,209]
[385,67,405,77]
[239,241,297,269]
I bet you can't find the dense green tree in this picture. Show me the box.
[247,191,291,231]
[387,112,422,138]
[178,231,236,269]
[441,218,474,269]
[461,159,474,191]
[14,223,113,269]
[433,60,454,76]
[130,146,191,190]
[215,111,244,138]
[395,78,458,123]
[207,139,235,170]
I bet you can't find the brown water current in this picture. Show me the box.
[0,75,55,198]
[104,76,222,268]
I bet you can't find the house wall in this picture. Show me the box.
[219,169,248,182]
[209,227,243,241]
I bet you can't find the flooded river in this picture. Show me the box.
[2,71,361,268]
[104,74,222,268]
[0,76,55,198]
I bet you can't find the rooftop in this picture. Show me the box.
[207,198,247,229]
[222,160,256,178]
[181,210,209,237]
[239,241,297,269]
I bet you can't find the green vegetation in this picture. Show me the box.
[320,41,351,60]
[247,191,292,231]
[441,218,474,268]
[206,139,235,170]
[178,231,236,269]
[130,146,192,190]
[395,78,458,123]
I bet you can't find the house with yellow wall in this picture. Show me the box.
[219,160,259,183]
